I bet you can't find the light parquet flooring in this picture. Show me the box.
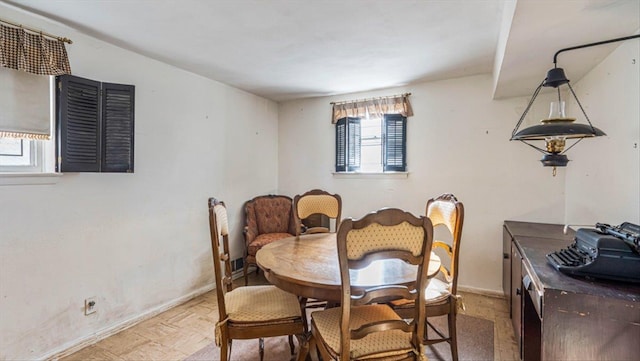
[60,273,519,361]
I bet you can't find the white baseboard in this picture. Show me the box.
[232,269,245,280]
[458,285,505,298]
[44,283,216,361]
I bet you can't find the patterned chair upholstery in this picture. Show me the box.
[243,194,297,285]
[309,208,434,361]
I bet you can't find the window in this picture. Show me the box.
[335,113,407,173]
[0,138,39,171]
[56,74,135,173]
[0,24,71,179]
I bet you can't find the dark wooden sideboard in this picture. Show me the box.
[503,221,640,360]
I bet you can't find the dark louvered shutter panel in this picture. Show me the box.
[347,118,361,171]
[57,75,101,172]
[383,114,406,171]
[335,118,346,172]
[102,83,135,172]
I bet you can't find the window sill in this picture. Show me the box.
[332,172,409,179]
[0,172,62,186]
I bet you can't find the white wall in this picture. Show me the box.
[0,5,279,360]
[565,38,640,225]
[278,74,566,294]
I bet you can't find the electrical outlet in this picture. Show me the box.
[85,297,97,315]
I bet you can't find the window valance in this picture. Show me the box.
[0,22,71,76]
[331,93,413,124]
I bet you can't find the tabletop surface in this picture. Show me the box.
[256,232,441,302]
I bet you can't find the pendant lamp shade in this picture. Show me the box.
[512,121,606,141]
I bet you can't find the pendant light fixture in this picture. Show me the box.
[511,34,640,174]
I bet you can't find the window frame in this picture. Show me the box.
[0,138,39,172]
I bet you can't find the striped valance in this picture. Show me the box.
[0,22,71,76]
[331,93,413,124]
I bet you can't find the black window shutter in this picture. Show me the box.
[102,83,135,172]
[335,118,346,172]
[383,114,406,172]
[57,75,135,173]
[335,117,361,172]
[57,75,101,172]
[347,118,361,172]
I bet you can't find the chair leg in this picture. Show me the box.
[448,311,459,361]
[299,297,309,333]
[220,337,229,361]
[222,338,233,361]
[288,334,295,355]
[423,318,429,342]
[243,261,249,286]
[259,337,265,361]
[295,333,309,361]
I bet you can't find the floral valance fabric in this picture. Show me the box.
[0,23,71,76]
[331,94,413,123]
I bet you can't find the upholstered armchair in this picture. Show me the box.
[243,194,298,285]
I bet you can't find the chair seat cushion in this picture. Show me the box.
[312,304,416,360]
[247,233,294,256]
[225,285,301,322]
[424,278,451,303]
[390,278,452,309]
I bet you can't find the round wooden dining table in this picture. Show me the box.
[256,232,441,303]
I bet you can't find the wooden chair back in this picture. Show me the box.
[426,193,464,295]
[208,197,233,322]
[208,197,304,361]
[293,189,342,235]
[336,208,433,358]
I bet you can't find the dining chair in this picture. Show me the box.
[391,193,465,361]
[292,189,343,321]
[308,208,434,361]
[243,194,298,285]
[293,189,342,236]
[208,198,305,361]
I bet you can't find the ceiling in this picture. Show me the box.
[3,0,639,102]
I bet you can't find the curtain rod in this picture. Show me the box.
[0,17,73,44]
[330,92,411,105]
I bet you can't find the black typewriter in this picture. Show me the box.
[546,222,640,283]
